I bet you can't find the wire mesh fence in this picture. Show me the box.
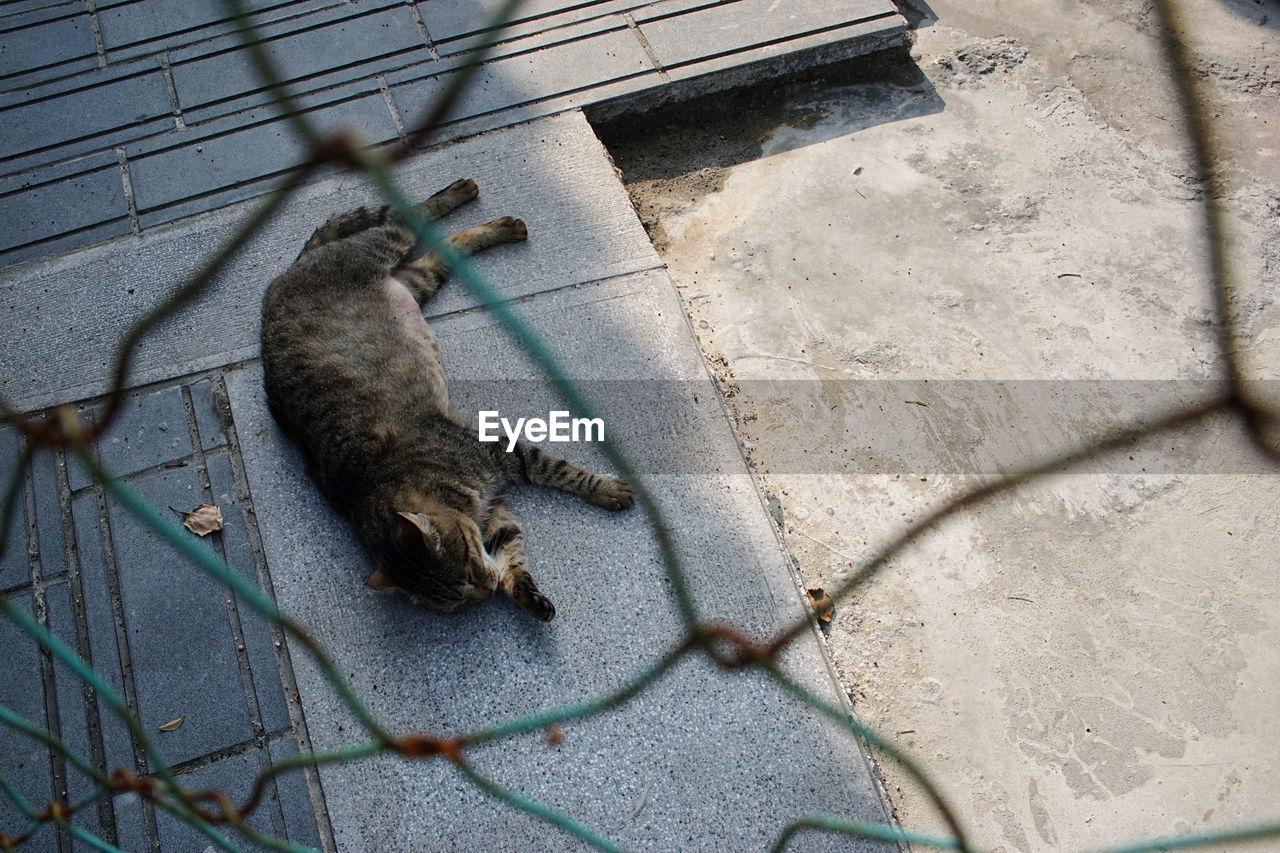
[2,0,1279,850]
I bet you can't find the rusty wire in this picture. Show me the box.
[3,0,1280,851]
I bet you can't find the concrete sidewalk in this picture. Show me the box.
[1,17,903,848]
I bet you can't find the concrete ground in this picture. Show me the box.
[598,0,1280,849]
[1,2,914,848]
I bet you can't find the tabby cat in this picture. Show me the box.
[260,179,633,621]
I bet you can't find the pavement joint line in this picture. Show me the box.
[155,725,299,782]
[406,0,440,60]
[211,370,338,852]
[421,265,668,323]
[624,12,670,83]
[85,0,108,69]
[115,147,142,236]
[157,54,186,131]
[67,450,229,500]
[377,73,407,141]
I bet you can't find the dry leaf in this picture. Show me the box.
[178,504,223,536]
[807,587,834,624]
[157,716,185,732]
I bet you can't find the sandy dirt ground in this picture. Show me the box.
[595,0,1280,849]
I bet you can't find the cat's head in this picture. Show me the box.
[365,506,497,612]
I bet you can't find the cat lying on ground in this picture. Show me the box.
[260,179,633,621]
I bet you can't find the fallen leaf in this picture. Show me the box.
[806,587,834,623]
[176,504,223,536]
[157,716,185,732]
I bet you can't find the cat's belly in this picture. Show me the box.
[381,275,449,403]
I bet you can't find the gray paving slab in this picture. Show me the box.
[169,4,426,116]
[2,70,171,161]
[267,736,325,849]
[70,493,136,780]
[0,427,25,585]
[206,451,291,735]
[44,579,102,844]
[189,377,228,452]
[127,93,399,222]
[2,112,660,413]
[390,24,654,125]
[224,267,891,850]
[0,10,96,80]
[96,0,334,57]
[150,747,277,850]
[0,592,47,836]
[93,385,192,482]
[28,446,64,581]
[423,0,637,58]
[0,153,130,261]
[105,465,255,767]
[636,0,897,69]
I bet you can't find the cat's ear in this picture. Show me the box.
[395,510,440,550]
[365,565,398,592]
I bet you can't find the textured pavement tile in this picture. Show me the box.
[1,70,171,160]
[0,10,97,79]
[0,427,25,584]
[43,581,102,833]
[128,93,398,222]
[29,446,64,580]
[169,5,425,113]
[110,791,148,853]
[96,0,324,55]
[92,386,191,483]
[106,465,255,767]
[429,0,637,58]
[189,378,227,451]
[2,112,660,412]
[390,26,651,129]
[637,0,896,69]
[205,452,290,735]
[417,0,621,44]
[71,494,139,779]
[0,154,130,258]
[152,748,276,850]
[0,593,50,835]
[268,737,324,849]
[659,16,906,89]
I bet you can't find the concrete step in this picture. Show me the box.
[0,0,905,268]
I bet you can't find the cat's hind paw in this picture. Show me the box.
[444,178,479,203]
[589,478,634,512]
[492,216,528,242]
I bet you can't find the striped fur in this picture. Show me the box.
[260,179,632,621]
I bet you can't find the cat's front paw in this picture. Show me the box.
[512,573,556,621]
[590,478,634,512]
[524,588,556,622]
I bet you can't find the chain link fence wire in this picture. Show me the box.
[3,0,1280,850]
